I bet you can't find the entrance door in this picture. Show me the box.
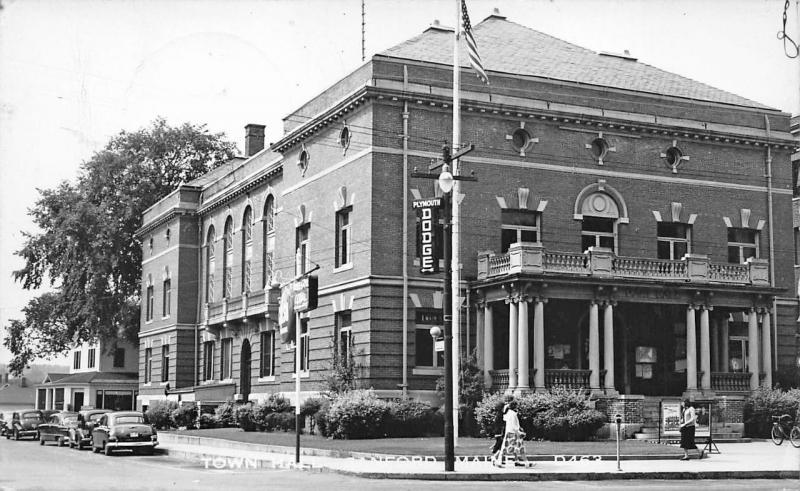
[240,339,251,402]
[73,392,84,411]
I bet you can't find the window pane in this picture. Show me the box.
[582,217,614,233]
[658,222,687,238]
[415,329,433,367]
[501,209,537,227]
[581,235,596,252]
[674,241,687,259]
[728,246,741,264]
[599,236,614,249]
[520,230,538,243]
[501,229,517,253]
[657,240,671,260]
[743,247,756,261]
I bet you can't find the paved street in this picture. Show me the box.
[0,437,797,490]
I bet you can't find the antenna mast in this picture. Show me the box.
[361,0,366,62]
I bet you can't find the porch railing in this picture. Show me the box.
[477,243,770,286]
[545,369,592,389]
[711,372,752,392]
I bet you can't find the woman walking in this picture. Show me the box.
[679,399,705,460]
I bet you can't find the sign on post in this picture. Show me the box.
[412,197,442,274]
[278,285,295,344]
[293,275,318,313]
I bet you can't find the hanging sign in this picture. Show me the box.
[293,275,318,313]
[278,285,295,344]
[412,198,442,274]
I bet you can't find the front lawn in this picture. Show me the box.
[172,428,682,456]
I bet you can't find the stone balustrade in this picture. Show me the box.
[711,372,752,392]
[205,287,280,327]
[477,242,770,286]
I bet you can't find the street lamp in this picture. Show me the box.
[438,163,455,472]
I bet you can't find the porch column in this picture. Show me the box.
[603,302,615,393]
[508,298,519,391]
[748,308,760,390]
[533,298,545,391]
[45,388,52,410]
[761,310,773,388]
[686,305,698,392]
[721,316,730,372]
[516,298,530,393]
[700,307,711,391]
[711,317,720,373]
[483,303,494,388]
[476,303,485,370]
[589,301,600,391]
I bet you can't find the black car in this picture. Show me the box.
[68,409,110,450]
[91,411,158,456]
[6,410,44,440]
[38,411,79,446]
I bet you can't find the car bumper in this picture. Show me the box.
[106,441,158,449]
[17,430,38,437]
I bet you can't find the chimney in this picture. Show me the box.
[244,124,266,157]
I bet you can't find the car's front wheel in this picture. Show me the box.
[39,434,45,446]
[104,443,112,456]
[13,429,19,441]
[57,436,65,447]
[92,443,100,453]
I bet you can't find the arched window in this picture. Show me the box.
[574,182,629,254]
[263,196,275,287]
[205,226,216,302]
[242,207,253,293]
[223,217,234,298]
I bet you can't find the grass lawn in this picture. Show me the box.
[173,428,682,456]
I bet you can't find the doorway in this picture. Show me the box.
[240,339,251,401]
[73,391,84,411]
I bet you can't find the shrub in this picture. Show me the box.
[197,413,217,429]
[475,389,604,441]
[325,389,390,439]
[387,399,437,437]
[744,386,800,437]
[145,400,178,430]
[264,411,296,432]
[214,400,237,428]
[301,397,326,435]
[171,403,197,428]
[235,404,258,432]
[253,394,293,431]
[314,401,331,437]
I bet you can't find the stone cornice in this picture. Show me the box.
[135,208,197,238]
[197,163,283,215]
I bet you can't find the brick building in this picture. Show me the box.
[136,14,797,433]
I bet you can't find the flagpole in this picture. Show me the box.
[451,0,461,447]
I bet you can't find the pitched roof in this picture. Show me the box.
[39,372,138,386]
[380,15,771,110]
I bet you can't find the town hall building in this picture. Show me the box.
[136,13,798,434]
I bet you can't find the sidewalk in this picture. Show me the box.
[158,433,800,481]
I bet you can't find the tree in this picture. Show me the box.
[6,118,237,375]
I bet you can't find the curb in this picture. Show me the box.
[326,469,800,481]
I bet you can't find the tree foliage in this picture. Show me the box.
[6,118,237,375]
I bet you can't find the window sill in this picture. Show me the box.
[159,382,169,386]
[143,383,152,387]
[291,372,310,379]
[220,378,234,383]
[201,380,216,385]
[333,263,353,273]
[257,376,276,383]
[161,316,170,320]
[412,367,444,376]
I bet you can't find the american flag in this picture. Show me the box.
[461,0,489,84]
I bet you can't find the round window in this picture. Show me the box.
[338,126,351,150]
[511,128,531,151]
[298,150,309,174]
[665,146,682,166]
[590,137,609,159]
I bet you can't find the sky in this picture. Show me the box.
[0,0,798,367]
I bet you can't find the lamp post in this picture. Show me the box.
[438,163,455,472]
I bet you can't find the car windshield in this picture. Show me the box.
[88,414,105,422]
[114,416,143,424]
[22,413,40,420]
[63,416,78,423]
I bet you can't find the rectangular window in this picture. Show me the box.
[296,319,309,373]
[161,345,170,383]
[144,348,152,383]
[162,279,171,317]
[260,331,275,377]
[295,224,310,275]
[203,341,214,381]
[221,338,232,380]
[113,348,125,368]
[581,216,615,252]
[335,311,352,363]
[88,348,96,369]
[146,285,154,321]
[657,222,691,260]
[335,207,352,268]
[73,351,81,370]
[727,227,758,264]
[415,309,444,368]
[501,209,540,253]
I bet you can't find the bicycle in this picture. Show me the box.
[770,414,800,448]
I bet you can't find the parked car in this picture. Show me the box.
[38,411,79,446]
[68,409,110,450]
[91,411,158,456]
[5,410,44,440]
[0,411,14,437]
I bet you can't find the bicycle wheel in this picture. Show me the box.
[790,426,800,448]
[771,424,784,445]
